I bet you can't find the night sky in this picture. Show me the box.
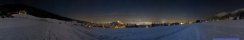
[1,0,244,23]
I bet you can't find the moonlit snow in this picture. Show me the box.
[0,14,244,40]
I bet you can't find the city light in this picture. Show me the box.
[180,23,184,24]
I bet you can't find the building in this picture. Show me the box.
[110,20,126,28]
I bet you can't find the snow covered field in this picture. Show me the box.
[90,20,244,40]
[0,14,244,40]
[0,15,96,40]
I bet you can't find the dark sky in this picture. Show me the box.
[1,0,244,23]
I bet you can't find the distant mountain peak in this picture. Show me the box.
[0,4,72,20]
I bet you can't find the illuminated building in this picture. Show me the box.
[17,10,27,15]
[110,20,126,28]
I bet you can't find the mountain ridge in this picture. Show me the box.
[0,4,91,24]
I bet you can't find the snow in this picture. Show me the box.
[0,14,96,40]
[0,14,244,40]
[89,20,244,40]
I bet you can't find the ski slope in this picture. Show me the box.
[90,20,244,40]
[0,14,96,40]
[0,14,244,40]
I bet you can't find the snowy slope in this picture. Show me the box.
[0,14,97,40]
[90,20,244,40]
[0,14,244,40]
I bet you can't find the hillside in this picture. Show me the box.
[0,4,90,24]
[0,14,244,40]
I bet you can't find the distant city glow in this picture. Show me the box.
[135,22,152,25]
[81,16,196,24]
[180,23,185,24]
